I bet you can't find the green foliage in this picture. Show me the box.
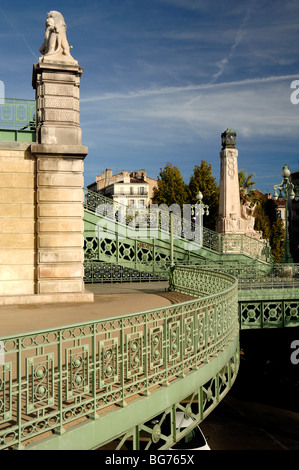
[244,190,285,262]
[152,163,188,208]
[239,169,256,195]
[188,161,219,230]
[270,218,286,263]
[152,160,219,230]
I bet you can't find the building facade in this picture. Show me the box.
[88,169,157,208]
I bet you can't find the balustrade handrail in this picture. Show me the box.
[0,266,238,450]
[0,98,36,130]
[84,188,270,263]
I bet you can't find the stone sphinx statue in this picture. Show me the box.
[39,11,76,62]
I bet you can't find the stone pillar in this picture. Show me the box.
[30,11,93,301]
[217,144,242,233]
[31,146,87,295]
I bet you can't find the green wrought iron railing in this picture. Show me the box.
[0,266,239,450]
[239,297,299,329]
[198,262,299,290]
[0,98,36,130]
[84,188,271,263]
[84,260,169,283]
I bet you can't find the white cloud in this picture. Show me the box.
[81,74,299,102]
[80,75,299,152]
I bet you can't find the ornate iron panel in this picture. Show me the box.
[0,363,12,423]
[26,354,54,414]
[0,266,238,450]
[0,98,36,129]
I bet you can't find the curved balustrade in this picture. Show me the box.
[196,263,299,329]
[84,188,270,263]
[0,267,239,450]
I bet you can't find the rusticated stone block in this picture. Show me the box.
[38,279,84,294]
[37,157,84,172]
[38,263,84,279]
[38,233,83,248]
[38,218,84,233]
[0,280,35,296]
[37,173,83,188]
[37,188,84,203]
[38,249,84,264]
[37,203,83,218]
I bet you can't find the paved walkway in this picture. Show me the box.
[0,282,175,336]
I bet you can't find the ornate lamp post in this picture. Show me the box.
[192,191,209,220]
[273,164,296,263]
[190,191,209,249]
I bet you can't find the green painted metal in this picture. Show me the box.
[83,190,299,334]
[239,286,299,329]
[83,188,271,283]
[0,266,239,450]
[28,342,239,450]
[197,262,299,290]
[239,297,299,329]
[0,128,36,142]
[84,206,206,283]
[0,98,36,130]
[84,261,169,283]
[198,263,299,329]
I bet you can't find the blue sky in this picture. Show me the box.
[1,0,299,194]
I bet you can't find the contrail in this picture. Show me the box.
[210,7,252,84]
[0,7,38,60]
[81,74,299,103]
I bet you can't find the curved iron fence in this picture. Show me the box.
[0,266,238,450]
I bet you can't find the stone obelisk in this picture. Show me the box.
[216,129,242,233]
[31,11,92,300]
[216,128,265,247]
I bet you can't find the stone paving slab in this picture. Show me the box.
[0,282,173,337]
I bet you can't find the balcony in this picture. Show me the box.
[113,192,149,197]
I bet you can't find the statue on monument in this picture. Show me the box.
[241,201,256,229]
[39,11,75,61]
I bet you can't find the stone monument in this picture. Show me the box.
[30,11,93,299]
[216,129,263,240]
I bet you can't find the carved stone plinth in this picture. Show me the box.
[32,62,83,146]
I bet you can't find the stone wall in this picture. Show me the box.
[0,142,36,296]
[0,141,93,305]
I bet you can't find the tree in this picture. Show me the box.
[239,169,256,196]
[152,163,188,208]
[244,190,285,262]
[188,160,219,230]
[270,218,285,263]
